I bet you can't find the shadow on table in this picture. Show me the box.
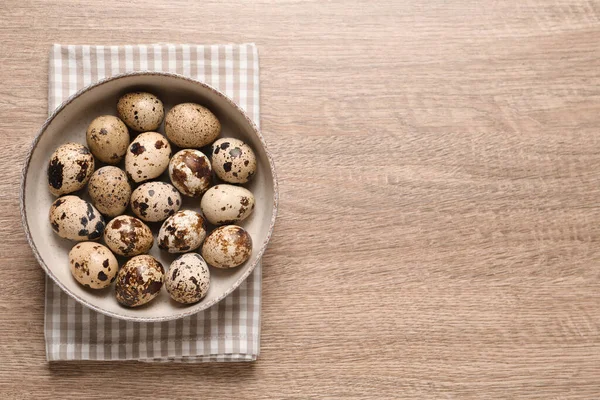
[48,359,258,378]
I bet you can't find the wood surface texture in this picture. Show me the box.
[1,0,599,398]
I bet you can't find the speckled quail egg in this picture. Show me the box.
[158,210,207,253]
[165,253,210,304]
[115,255,164,307]
[211,138,257,184]
[200,184,255,225]
[88,166,131,217]
[103,215,153,257]
[168,149,212,197]
[117,92,164,132]
[130,181,182,223]
[85,115,130,164]
[125,132,171,183]
[164,103,221,148]
[47,142,95,196]
[68,242,118,289]
[49,196,105,241]
[201,225,252,269]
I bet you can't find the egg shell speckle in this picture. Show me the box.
[125,132,171,183]
[211,138,257,184]
[115,255,164,307]
[85,115,130,164]
[168,149,212,197]
[131,181,182,222]
[165,103,221,148]
[69,242,118,289]
[88,166,131,217]
[165,253,210,304]
[117,92,164,132]
[158,210,207,253]
[47,142,95,196]
[49,196,105,241]
[103,215,154,257]
[200,184,255,225]
[201,225,252,269]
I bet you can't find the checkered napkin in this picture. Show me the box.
[45,44,261,362]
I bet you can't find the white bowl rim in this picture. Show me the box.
[20,71,279,322]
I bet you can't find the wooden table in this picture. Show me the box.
[1,1,599,398]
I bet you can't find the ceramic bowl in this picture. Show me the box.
[20,72,277,322]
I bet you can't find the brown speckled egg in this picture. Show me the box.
[47,142,95,196]
[117,92,164,132]
[211,138,256,184]
[201,225,252,269]
[165,253,210,304]
[125,132,171,183]
[69,242,118,289]
[103,215,153,257]
[85,115,130,164]
[158,210,207,253]
[131,181,181,222]
[168,149,212,197]
[49,196,105,241]
[164,103,221,148]
[200,184,255,225]
[88,167,131,217]
[115,255,164,307]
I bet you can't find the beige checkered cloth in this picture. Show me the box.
[46,43,261,362]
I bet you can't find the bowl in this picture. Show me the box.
[20,72,278,322]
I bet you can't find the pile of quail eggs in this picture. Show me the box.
[47,92,257,308]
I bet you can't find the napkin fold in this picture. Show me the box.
[45,43,261,362]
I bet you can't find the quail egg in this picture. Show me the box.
[165,253,210,304]
[168,149,212,197]
[47,142,95,196]
[103,215,153,257]
[125,131,171,183]
[200,184,255,225]
[69,242,118,289]
[201,225,252,269]
[117,92,164,132]
[130,181,182,222]
[158,210,207,253]
[85,115,130,164]
[164,103,221,148]
[49,196,105,241]
[87,166,131,217]
[115,255,164,307]
[211,138,257,183]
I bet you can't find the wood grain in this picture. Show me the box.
[1,0,599,398]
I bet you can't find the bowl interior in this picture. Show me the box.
[22,73,276,321]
